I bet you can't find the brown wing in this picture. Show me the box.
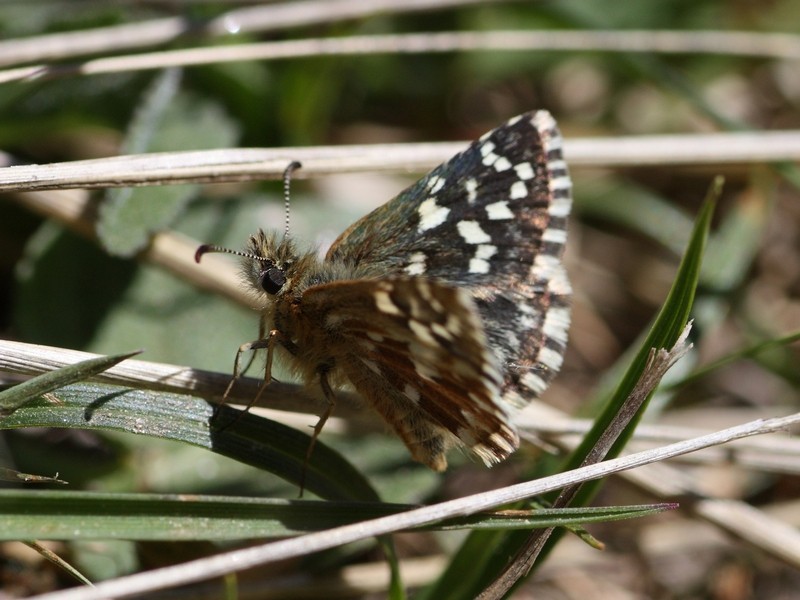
[302,276,519,470]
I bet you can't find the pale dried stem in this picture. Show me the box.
[524,414,800,474]
[0,339,363,417]
[3,29,799,80]
[518,404,800,581]
[0,0,494,67]
[5,189,249,305]
[2,130,799,194]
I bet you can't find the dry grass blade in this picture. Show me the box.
[0,0,493,67]
[525,416,800,474]
[3,29,799,83]
[1,131,799,194]
[0,339,363,418]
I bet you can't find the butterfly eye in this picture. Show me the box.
[260,265,286,295]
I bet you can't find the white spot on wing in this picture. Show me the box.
[549,196,571,218]
[482,151,500,167]
[516,302,540,330]
[469,257,490,273]
[485,200,515,220]
[514,162,534,180]
[538,346,565,372]
[542,227,568,244]
[431,322,453,340]
[509,181,527,200]
[409,319,437,345]
[542,306,571,345]
[457,220,491,244]
[405,251,427,275]
[470,243,497,273]
[403,383,420,403]
[551,176,572,192]
[532,253,562,281]
[428,175,446,193]
[465,178,478,203]
[521,371,548,394]
[493,155,512,171]
[541,264,572,296]
[418,197,450,232]
[375,289,401,315]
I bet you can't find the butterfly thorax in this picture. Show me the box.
[242,229,367,387]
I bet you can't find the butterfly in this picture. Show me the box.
[196,110,572,471]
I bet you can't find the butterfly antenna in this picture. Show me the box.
[194,244,263,264]
[283,161,302,239]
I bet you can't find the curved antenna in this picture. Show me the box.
[282,161,302,238]
[194,244,263,264]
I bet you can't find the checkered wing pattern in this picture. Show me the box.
[326,111,572,412]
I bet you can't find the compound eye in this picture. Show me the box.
[260,266,286,295]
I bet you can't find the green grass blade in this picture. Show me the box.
[422,181,719,600]
[0,489,674,541]
[0,381,379,502]
[0,350,140,413]
[562,179,719,474]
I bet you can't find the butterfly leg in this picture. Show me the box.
[298,366,336,496]
[213,330,281,429]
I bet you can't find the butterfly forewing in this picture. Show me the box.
[326,111,572,410]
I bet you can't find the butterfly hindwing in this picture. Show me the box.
[301,277,518,469]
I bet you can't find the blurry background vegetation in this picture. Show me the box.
[0,0,799,598]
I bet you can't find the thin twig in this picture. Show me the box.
[0,0,496,68]
[3,29,799,83]
[2,129,800,194]
[523,414,800,474]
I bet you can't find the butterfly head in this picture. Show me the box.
[195,229,301,297]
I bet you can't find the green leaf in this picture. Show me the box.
[0,382,379,503]
[97,70,240,257]
[14,202,261,372]
[563,180,718,475]
[0,491,402,541]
